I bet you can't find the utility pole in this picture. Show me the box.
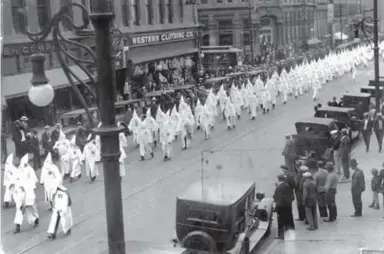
[373,0,381,112]
[339,1,343,41]
[248,0,255,66]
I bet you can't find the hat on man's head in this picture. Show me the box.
[350,159,358,166]
[285,134,291,139]
[44,125,50,129]
[277,174,286,181]
[299,165,309,172]
[317,161,325,167]
[303,172,312,178]
[341,128,348,134]
[325,162,334,170]
[280,165,289,171]
[20,116,28,121]
[377,112,382,116]
[363,112,369,116]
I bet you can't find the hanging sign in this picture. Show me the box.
[130,31,196,46]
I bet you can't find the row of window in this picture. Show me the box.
[200,0,249,4]
[11,0,185,34]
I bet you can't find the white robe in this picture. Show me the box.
[47,189,73,234]
[83,141,100,178]
[40,164,63,202]
[69,147,83,179]
[54,140,71,175]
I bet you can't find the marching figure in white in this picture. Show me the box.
[224,96,236,129]
[53,131,71,178]
[119,144,127,178]
[47,185,73,239]
[69,136,83,182]
[160,120,174,161]
[138,123,154,161]
[82,134,100,182]
[351,63,357,81]
[128,110,142,147]
[179,112,194,150]
[117,122,128,149]
[13,154,39,233]
[248,91,258,120]
[194,99,203,130]
[3,153,16,208]
[40,153,63,211]
[201,105,212,139]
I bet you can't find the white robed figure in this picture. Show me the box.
[40,153,63,210]
[143,108,159,147]
[119,144,127,177]
[82,134,100,182]
[224,96,236,129]
[179,111,194,150]
[117,121,128,148]
[138,122,154,160]
[53,130,71,178]
[160,119,174,161]
[240,83,250,110]
[261,88,271,114]
[68,136,83,182]
[13,154,39,233]
[3,153,16,208]
[47,185,73,239]
[128,109,142,147]
[170,106,181,140]
[217,85,227,120]
[194,99,203,129]
[230,84,243,119]
[155,105,167,139]
[248,90,258,120]
[201,104,213,139]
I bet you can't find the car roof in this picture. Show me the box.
[361,86,383,90]
[343,92,371,98]
[296,117,336,126]
[317,106,355,113]
[177,179,255,206]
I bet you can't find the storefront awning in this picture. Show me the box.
[130,48,198,64]
[307,38,322,45]
[2,66,90,99]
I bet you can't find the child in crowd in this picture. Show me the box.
[369,168,381,210]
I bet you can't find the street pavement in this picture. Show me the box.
[1,62,382,254]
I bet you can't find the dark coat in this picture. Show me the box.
[282,139,297,160]
[371,175,381,192]
[339,135,351,157]
[283,172,296,201]
[373,118,384,132]
[51,129,60,144]
[273,182,292,207]
[351,168,365,193]
[302,179,317,207]
[12,127,28,158]
[361,119,374,133]
[41,132,52,150]
[28,135,40,154]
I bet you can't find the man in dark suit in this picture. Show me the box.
[373,113,384,152]
[12,120,29,159]
[282,135,297,173]
[281,165,295,228]
[50,123,62,145]
[314,161,329,218]
[362,112,374,152]
[350,159,365,217]
[41,125,52,157]
[302,172,318,230]
[273,174,295,239]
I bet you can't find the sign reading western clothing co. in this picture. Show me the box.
[130,31,196,46]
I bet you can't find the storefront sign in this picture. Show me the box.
[2,40,76,57]
[130,31,196,46]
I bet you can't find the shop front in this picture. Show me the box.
[123,28,200,99]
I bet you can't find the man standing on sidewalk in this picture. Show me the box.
[339,128,351,181]
[331,130,342,176]
[362,113,374,153]
[350,159,365,217]
[302,172,318,231]
[324,162,338,222]
[314,161,329,218]
[373,113,384,152]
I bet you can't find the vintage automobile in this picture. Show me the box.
[342,92,371,117]
[293,118,348,164]
[360,85,383,98]
[172,179,273,254]
[315,106,361,142]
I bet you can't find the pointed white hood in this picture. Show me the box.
[20,154,29,168]
[44,152,53,165]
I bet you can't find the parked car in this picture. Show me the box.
[172,179,273,254]
[315,106,361,142]
[292,118,348,165]
[342,92,371,118]
[360,86,383,98]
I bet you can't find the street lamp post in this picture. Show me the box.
[373,0,381,112]
[26,1,126,253]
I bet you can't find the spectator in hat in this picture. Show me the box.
[41,126,52,157]
[373,112,384,152]
[324,162,338,222]
[362,112,374,152]
[51,123,62,146]
[314,161,329,218]
[1,131,7,164]
[302,172,318,230]
[339,128,351,181]
[294,165,309,221]
[350,159,365,217]
[29,129,42,170]
[331,129,342,176]
[12,120,29,159]
[369,168,381,209]
[273,174,295,239]
[150,97,158,119]
[282,134,297,173]
[19,116,30,133]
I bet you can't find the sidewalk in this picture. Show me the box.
[264,138,384,254]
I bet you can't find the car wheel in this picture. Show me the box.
[240,238,250,254]
[181,231,217,253]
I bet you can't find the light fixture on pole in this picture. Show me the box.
[28,53,54,107]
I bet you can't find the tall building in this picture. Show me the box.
[332,0,363,40]
[361,0,384,33]
[197,0,329,60]
[1,0,199,125]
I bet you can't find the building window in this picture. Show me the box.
[11,0,28,34]
[202,34,210,46]
[132,0,140,26]
[122,0,129,26]
[201,0,208,3]
[227,0,232,3]
[107,0,114,13]
[217,0,223,3]
[145,0,153,25]
[218,20,233,30]
[219,34,233,45]
[60,0,73,30]
[36,0,51,31]
[241,0,249,2]
[179,0,184,22]
[159,0,165,24]
[243,32,250,45]
[168,0,174,23]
